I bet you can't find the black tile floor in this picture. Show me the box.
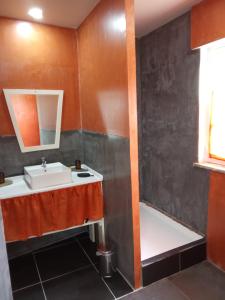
[9,233,225,300]
[9,233,133,300]
[121,261,225,300]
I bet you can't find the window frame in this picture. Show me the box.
[198,38,225,167]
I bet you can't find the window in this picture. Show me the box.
[199,38,225,166]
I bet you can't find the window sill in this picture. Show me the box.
[193,162,225,174]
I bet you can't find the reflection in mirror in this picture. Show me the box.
[3,89,63,152]
[10,94,58,147]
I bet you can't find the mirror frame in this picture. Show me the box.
[3,89,64,153]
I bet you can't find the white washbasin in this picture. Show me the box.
[24,162,72,189]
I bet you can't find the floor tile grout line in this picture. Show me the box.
[32,253,44,282]
[116,268,135,291]
[32,254,48,300]
[76,238,99,273]
[41,265,91,284]
[168,279,191,300]
[116,287,144,300]
[13,282,41,294]
[77,237,137,299]
[76,238,117,299]
[117,277,191,300]
[32,238,93,283]
[101,277,117,300]
[11,236,132,299]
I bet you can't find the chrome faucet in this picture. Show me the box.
[41,157,47,172]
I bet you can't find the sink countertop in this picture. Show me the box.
[0,165,103,200]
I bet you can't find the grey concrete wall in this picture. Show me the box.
[0,130,83,177]
[82,131,135,286]
[138,13,209,234]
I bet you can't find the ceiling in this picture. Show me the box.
[0,0,100,29]
[0,0,202,37]
[135,0,202,37]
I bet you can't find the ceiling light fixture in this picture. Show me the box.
[28,7,43,20]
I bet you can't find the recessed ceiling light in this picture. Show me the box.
[28,7,43,20]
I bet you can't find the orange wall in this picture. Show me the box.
[0,4,140,287]
[191,0,225,49]
[11,94,40,146]
[78,0,129,137]
[0,17,80,136]
[125,0,141,289]
[208,172,225,270]
[78,0,140,287]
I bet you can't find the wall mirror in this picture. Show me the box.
[3,89,63,153]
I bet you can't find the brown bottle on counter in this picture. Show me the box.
[0,171,5,184]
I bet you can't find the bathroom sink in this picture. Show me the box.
[24,162,72,189]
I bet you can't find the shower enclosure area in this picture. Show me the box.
[139,202,205,286]
[137,13,208,286]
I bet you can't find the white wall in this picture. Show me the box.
[0,209,13,300]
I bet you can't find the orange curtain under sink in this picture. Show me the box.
[1,182,103,242]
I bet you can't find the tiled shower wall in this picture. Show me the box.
[0,130,83,177]
[137,13,209,234]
